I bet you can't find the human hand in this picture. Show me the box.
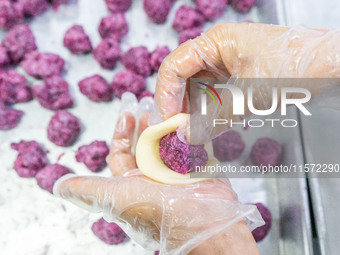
[150,23,340,143]
[53,93,263,255]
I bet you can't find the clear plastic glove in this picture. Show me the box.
[150,23,340,143]
[54,92,263,255]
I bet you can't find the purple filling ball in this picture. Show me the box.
[35,164,71,193]
[195,0,228,21]
[231,0,256,13]
[47,110,81,147]
[172,5,205,32]
[75,141,109,172]
[78,75,112,102]
[98,13,128,41]
[105,0,132,13]
[2,24,37,64]
[143,0,172,24]
[212,130,245,162]
[122,46,152,77]
[0,70,32,105]
[252,203,272,242]
[138,90,154,101]
[0,106,23,130]
[19,0,49,17]
[93,38,121,70]
[49,0,70,10]
[91,218,129,245]
[111,70,146,99]
[63,25,92,55]
[0,0,23,30]
[251,137,282,167]
[0,45,10,68]
[21,51,65,79]
[155,252,159,255]
[178,27,202,44]
[149,46,170,72]
[159,132,208,175]
[33,75,73,110]
[11,140,48,178]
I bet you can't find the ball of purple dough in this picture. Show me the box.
[137,90,154,101]
[143,0,172,24]
[178,27,202,44]
[21,51,65,79]
[149,46,170,72]
[2,24,37,64]
[231,0,256,13]
[93,38,121,70]
[194,0,228,20]
[0,45,10,68]
[0,70,32,105]
[19,0,49,17]
[47,110,81,147]
[78,75,112,102]
[0,106,23,130]
[251,137,282,167]
[172,5,205,32]
[91,218,129,245]
[0,0,23,30]
[63,25,92,54]
[98,13,128,41]
[35,164,71,193]
[105,0,132,13]
[159,132,208,175]
[121,46,152,77]
[252,203,272,242]
[11,140,48,178]
[33,75,73,110]
[76,141,109,172]
[111,70,146,99]
[212,130,245,162]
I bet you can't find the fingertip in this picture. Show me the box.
[53,173,77,197]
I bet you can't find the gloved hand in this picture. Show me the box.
[150,23,340,144]
[53,92,263,255]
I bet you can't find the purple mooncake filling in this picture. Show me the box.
[194,0,228,21]
[159,132,208,174]
[212,130,245,162]
[93,38,121,70]
[21,51,65,79]
[143,0,172,24]
[91,218,129,245]
[63,25,92,54]
[251,137,282,167]
[2,24,37,64]
[78,75,112,102]
[36,163,71,193]
[98,13,128,41]
[178,27,202,44]
[172,5,205,32]
[11,140,48,178]
[149,46,170,72]
[252,202,272,242]
[47,110,81,147]
[75,141,110,172]
[122,46,152,77]
[111,70,146,99]
[105,0,132,13]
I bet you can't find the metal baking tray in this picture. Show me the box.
[229,107,313,255]
[299,108,340,255]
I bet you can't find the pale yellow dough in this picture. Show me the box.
[136,113,219,184]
